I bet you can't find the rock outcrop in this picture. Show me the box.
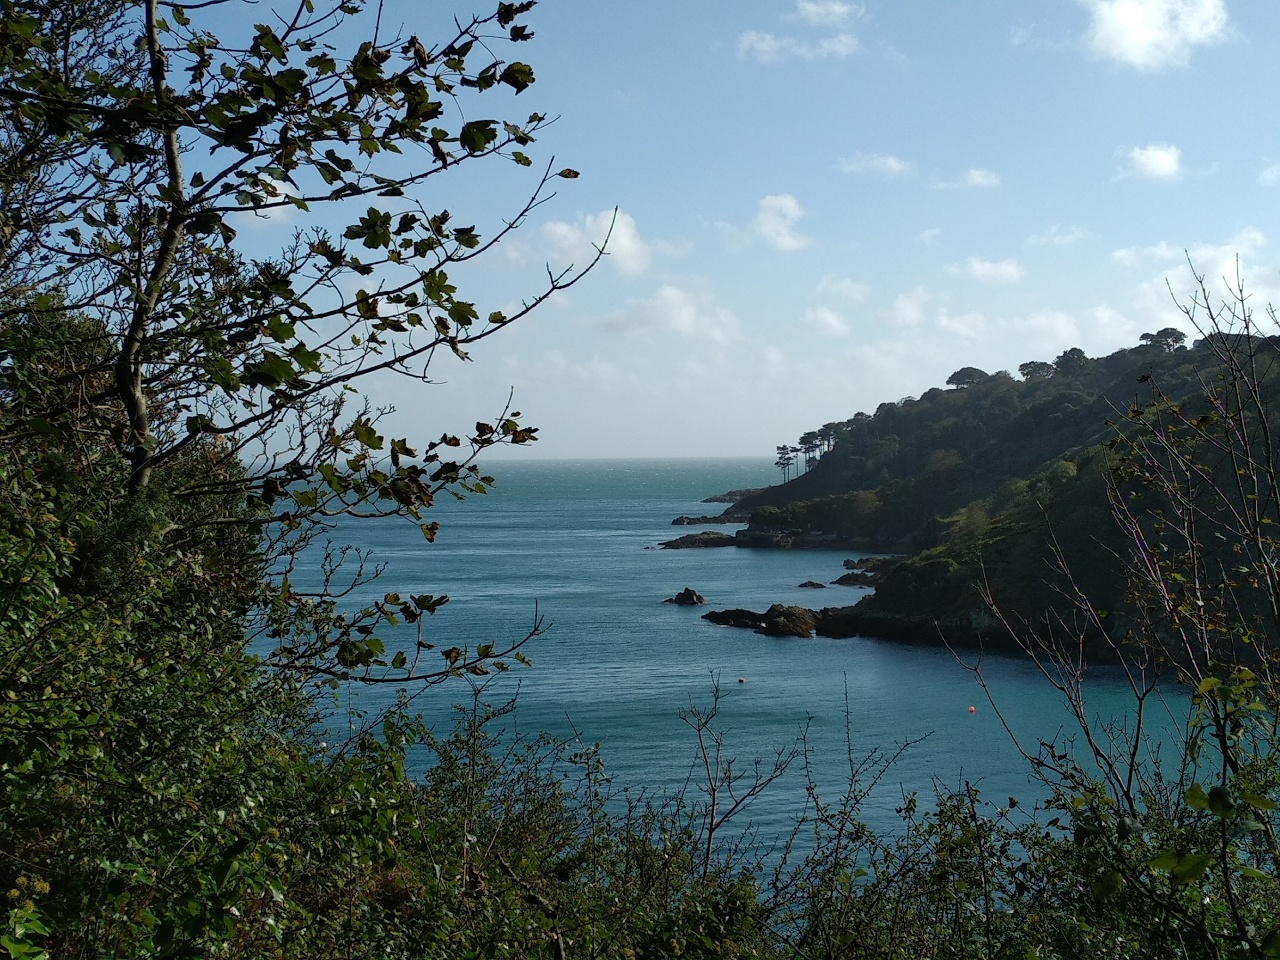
[702,604,818,637]
[664,587,706,606]
[660,531,736,549]
[833,555,902,586]
[702,600,1035,652]
[701,487,766,504]
[672,511,748,525]
[798,581,827,589]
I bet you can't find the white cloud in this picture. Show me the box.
[815,274,871,302]
[610,285,740,344]
[1010,24,1038,47]
[1108,229,1279,338]
[1081,0,1228,70]
[1029,224,1087,245]
[935,308,991,340]
[753,194,813,251]
[541,209,650,275]
[1112,227,1264,268]
[1111,240,1183,266]
[802,307,850,336]
[737,30,859,63]
[967,257,1026,283]
[888,287,932,329]
[1260,164,1280,187]
[788,0,862,26]
[936,168,1001,189]
[963,168,1001,188]
[1127,143,1182,179]
[918,227,942,245]
[837,152,915,176]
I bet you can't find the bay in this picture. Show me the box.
[313,457,1179,842]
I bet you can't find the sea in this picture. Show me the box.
[309,457,1183,844]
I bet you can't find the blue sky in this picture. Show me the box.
[358,0,1280,459]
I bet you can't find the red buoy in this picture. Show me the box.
[968,705,977,714]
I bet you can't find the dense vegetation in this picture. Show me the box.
[744,329,1274,652]
[6,0,1280,956]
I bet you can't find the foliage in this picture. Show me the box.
[945,366,990,388]
[742,331,1242,650]
[10,0,1280,956]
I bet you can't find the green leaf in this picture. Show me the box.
[459,120,498,154]
[1196,676,1223,695]
[1241,791,1280,811]
[250,352,297,387]
[1185,783,1210,811]
[1090,870,1124,899]
[498,62,534,93]
[1208,785,1236,818]
[1171,853,1213,886]
[352,419,383,450]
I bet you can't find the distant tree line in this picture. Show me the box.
[772,328,1189,484]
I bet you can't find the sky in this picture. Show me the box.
[332,0,1280,459]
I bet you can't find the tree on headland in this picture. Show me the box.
[819,422,839,453]
[1053,346,1089,375]
[775,443,797,481]
[946,366,989,388]
[1139,326,1188,351]
[1018,360,1055,381]
[799,430,821,472]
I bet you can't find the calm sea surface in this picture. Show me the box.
[311,457,1182,840]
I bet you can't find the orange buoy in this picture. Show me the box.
[968,706,977,714]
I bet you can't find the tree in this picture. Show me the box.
[775,443,797,482]
[1053,346,1088,375]
[1139,326,1188,351]
[0,0,602,685]
[945,366,989,388]
[977,272,1280,958]
[798,430,821,472]
[818,421,839,454]
[0,2,614,951]
[1018,360,1055,381]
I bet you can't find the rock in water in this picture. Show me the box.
[659,531,736,549]
[702,604,817,638]
[664,588,706,606]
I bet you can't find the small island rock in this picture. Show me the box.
[660,531,736,549]
[702,603,817,638]
[798,580,828,589]
[664,588,706,606]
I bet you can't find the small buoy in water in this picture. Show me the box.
[738,677,746,684]
[968,706,977,714]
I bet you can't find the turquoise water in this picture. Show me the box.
[313,457,1181,840]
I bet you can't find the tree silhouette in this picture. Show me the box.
[946,367,989,388]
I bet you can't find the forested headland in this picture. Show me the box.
[733,326,1280,659]
[6,0,1280,956]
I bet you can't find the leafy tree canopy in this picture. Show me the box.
[945,366,989,387]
